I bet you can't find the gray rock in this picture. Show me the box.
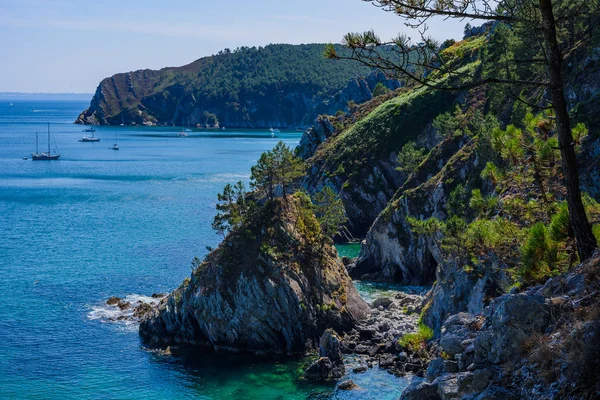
[372,297,394,308]
[379,354,395,368]
[305,357,344,381]
[440,334,464,357]
[400,380,442,400]
[443,360,459,373]
[426,357,444,382]
[352,365,368,373]
[337,379,358,390]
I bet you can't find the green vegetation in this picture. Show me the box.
[212,181,254,237]
[398,323,434,355]
[372,82,390,97]
[86,44,374,127]
[251,141,306,200]
[313,186,348,239]
[396,141,427,175]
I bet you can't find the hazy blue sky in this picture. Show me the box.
[0,0,465,93]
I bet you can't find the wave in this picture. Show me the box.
[87,294,162,330]
[32,109,60,112]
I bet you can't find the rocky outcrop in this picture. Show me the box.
[139,195,370,355]
[296,116,335,160]
[352,138,481,284]
[305,329,345,380]
[401,251,600,399]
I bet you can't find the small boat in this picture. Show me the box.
[79,129,100,142]
[22,157,28,160]
[269,128,280,133]
[9,102,14,106]
[83,127,96,133]
[110,132,119,150]
[32,123,61,160]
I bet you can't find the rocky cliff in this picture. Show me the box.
[402,251,600,399]
[139,194,370,355]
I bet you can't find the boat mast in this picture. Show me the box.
[36,131,39,154]
[47,123,51,154]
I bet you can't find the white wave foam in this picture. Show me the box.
[87,293,163,328]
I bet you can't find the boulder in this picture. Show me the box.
[400,380,442,400]
[337,379,358,390]
[106,296,121,306]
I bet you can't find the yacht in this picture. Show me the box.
[79,129,100,142]
[83,127,96,133]
[177,131,189,137]
[269,128,280,134]
[32,123,61,160]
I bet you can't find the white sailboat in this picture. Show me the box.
[32,123,60,160]
[110,132,119,150]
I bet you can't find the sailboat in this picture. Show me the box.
[32,123,60,160]
[183,117,192,132]
[110,132,119,150]
[79,127,100,142]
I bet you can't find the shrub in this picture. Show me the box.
[519,222,558,283]
[399,323,434,354]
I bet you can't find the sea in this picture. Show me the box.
[0,99,415,399]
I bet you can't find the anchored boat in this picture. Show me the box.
[32,123,60,160]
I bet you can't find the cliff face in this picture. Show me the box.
[402,251,600,399]
[75,44,403,129]
[298,84,459,237]
[139,194,369,355]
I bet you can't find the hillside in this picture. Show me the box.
[75,44,394,128]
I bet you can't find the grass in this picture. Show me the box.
[398,323,434,354]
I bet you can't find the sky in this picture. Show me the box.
[0,0,466,93]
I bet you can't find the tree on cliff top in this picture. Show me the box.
[251,141,306,200]
[314,186,348,239]
[325,0,598,260]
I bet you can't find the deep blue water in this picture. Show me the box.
[0,100,413,399]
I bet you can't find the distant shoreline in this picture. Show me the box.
[0,92,92,101]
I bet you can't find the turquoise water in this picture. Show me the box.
[335,242,362,259]
[0,100,412,399]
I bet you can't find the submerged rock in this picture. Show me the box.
[140,195,369,355]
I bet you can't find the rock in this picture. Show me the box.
[426,357,444,382]
[118,301,131,310]
[400,380,442,400]
[372,297,393,308]
[367,345,381,357]
[439,334,464,357]
[305,357,341,380]
[379,354,395,368]
[398,351,408,362]
[359,327,377,340]
[106,296,121,306]
[352,365,368,373]
[319,329,343,364]
[337,379,358,390]
[443,360,458,373]
[473,385,519,400]
[133,302,153,319]
[140,195,370,355]
[151,293,165,298]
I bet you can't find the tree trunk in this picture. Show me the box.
[539,0,597,260]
